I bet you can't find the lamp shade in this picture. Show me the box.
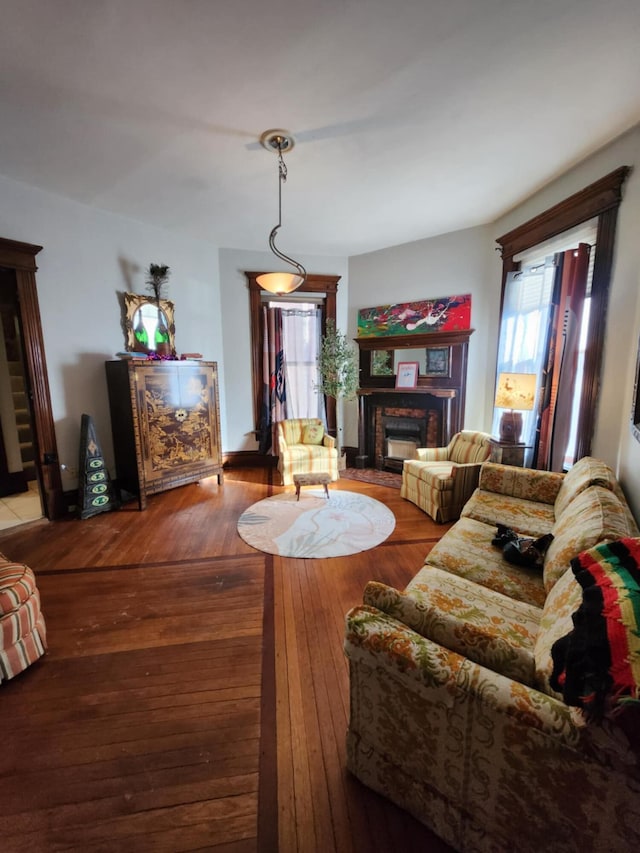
[494,372,537,411]
[255,271,304,295]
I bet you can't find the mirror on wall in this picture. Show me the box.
[369,346,452,378]
[394,348,426,375]
[371,350,393,376]
[123,293,176,356]
[357,330,467,389]
[393,347,451,377]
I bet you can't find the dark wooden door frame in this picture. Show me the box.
[246,272,340,439]
[0,237,65,519]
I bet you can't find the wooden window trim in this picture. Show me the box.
[245,272,340,443]
[496,166,631,462]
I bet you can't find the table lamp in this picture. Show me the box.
[494,372,537,443]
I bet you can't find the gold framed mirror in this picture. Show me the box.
[124,293,176,356]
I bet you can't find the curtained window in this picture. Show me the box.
[280,304,325,422]
[257,299,326,454]
[492,259,556,459]
[493,243,592,471]
[495,168,629,469]
[247,273,340,455]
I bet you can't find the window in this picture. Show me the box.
[275,300,325,421]
[246,272,340,449]
[495,167,630,466]
[492,259,556,457]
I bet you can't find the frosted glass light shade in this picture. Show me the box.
[256,272,304,294]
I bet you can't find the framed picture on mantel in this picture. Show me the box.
[425,346,450,377]
[395,361,419,389]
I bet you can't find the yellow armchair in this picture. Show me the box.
[400,430,492,522]
[276,418,339,486]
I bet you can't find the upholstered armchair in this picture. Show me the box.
[401,430,492,522]
[276,418,339,487]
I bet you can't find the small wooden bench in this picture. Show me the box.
[293,472,331,501]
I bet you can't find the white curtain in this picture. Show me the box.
[492,260,556,451]
[280,305,326,423]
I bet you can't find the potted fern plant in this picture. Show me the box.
[146,263,171,356]
[317,319,359,467]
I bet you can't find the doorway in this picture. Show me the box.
[0,237,65,522]
[0,266,43,528]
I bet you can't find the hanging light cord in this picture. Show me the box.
[267,141,306,282]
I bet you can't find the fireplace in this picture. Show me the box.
[355,330,471,471]
[382,415,427,472]
[356,389,457,471]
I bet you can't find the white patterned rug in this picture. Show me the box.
[237,490,396,558]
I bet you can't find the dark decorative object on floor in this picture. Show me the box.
[77,414,119,519]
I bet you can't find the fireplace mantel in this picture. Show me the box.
[355,330,472,469]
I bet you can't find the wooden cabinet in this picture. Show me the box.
[105,360,223,509]
[489,439,530,468]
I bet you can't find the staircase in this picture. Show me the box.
[9,361,36,483]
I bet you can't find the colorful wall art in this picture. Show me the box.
[357,294,472,337]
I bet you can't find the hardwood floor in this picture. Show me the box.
[0,469,453,852]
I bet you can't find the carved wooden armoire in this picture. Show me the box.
[105,360,223,509]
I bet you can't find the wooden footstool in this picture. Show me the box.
[293,472,331,500]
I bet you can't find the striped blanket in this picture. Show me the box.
[551,538,640,721]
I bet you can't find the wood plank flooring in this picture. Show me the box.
[0,469,453,852]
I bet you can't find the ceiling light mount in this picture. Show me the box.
[260,129,296,154]
[256,128,306,295]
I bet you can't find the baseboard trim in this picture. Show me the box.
[223,451,278,468]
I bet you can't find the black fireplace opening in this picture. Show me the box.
[382,415,427,472]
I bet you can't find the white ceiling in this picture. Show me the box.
[1,1,639,257]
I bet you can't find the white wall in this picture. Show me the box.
[0,174,223,491]
[348,225,496,446]
[218,249,349,453]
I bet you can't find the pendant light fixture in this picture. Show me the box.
[256,129,307,295]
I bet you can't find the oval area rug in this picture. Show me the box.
[237,490,395,558]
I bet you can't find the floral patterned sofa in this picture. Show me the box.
[345,456,640,852]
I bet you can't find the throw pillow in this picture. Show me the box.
[302,423,324,445]
[550,537,640,721]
